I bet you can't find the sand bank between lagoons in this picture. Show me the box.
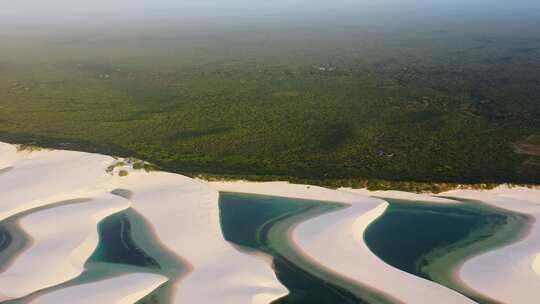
[3,140,537,304]
[112,172,288,304]
[440,186,540,304]
[211,181,475,304]
[0,194,130,301]
[0,142,164,303]
[29,273,168,304]
[0,142,286,304]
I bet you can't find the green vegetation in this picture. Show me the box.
[1,22,539,186]
[105,162,126,174]
[15,144,46,152]
[104,158,155,176]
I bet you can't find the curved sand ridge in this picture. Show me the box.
[0,142,286,304]
[211,181,476,304]
[4,141,538,304]
[0,148,116,221]
[441,186,540,304]
[0,194,130,300]
[30,273,168,304]
[114,172,288,303]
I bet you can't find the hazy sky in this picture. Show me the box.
[2,0,539,34]
[4,0,540,17]
[1,0,539,64]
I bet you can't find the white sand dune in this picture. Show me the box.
[0,142,17,170]
[440,187,540,304]
[30,273,168,304]
[0,143,287,304]
[0,194,130,301]
[211,181,476,304]
[114,172,288,304]
[0,148,116,221]
[341,188,461,204]
[3,141,538,304]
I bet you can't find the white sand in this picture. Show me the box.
[341,188,460,204]
[440,186,540,304]
[0,148,116,221]
[30,273,168,304]
[211,181,475,304]
[0,143,287,304]
[2,141,538,304]
[114,173,288,304]
[0,142,17,170]
[0,194,130,300]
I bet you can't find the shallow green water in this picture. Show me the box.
[0,193,529,304]
[0,222,26,272]
[365,201,487,277]
[89,209,186,304]
[0,207,185,304]
[0,226,10,252]
[87,208,187,304]
[219,192,373,304]
[364,199,529,303]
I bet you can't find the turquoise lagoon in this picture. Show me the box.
[0,194,530,304]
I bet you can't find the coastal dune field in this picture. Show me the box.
[0,142,539,304]
[0,195,129,300]
[0,143,286,303]
[1,1,539,303]
[441,188,540,304]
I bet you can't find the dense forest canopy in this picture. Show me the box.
[0,3,539,187]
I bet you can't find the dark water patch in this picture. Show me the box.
[88,208,188,304]
[365,201,485,277]
[219,192,377,304]
[364,198,529,304]
[271,255,364,304]
[5,208,187,304]
[0,226,10,251]
[219,193,311,248]
[0,221,28,273]
[88,211,160,268]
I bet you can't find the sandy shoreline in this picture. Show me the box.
[0,142,286,303]
[278,201,400,304]
[336,186,540,304]
[211,181,476,304]
[115,172,288,304]
[30,273,168,304]
[440,187,540,304]
[0,194,130,300]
